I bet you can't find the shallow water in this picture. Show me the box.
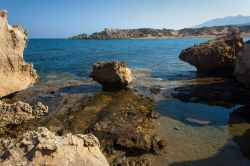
[18,38,250,165]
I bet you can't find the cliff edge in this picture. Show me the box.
[0,9,38,97]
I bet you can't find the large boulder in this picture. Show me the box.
[179,31,244,73]
[0,9,38,97]
[234,41,250,85]
[90,61,132,89]
[0,127,109,166]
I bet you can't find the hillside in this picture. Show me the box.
[194,15,250,28]
[70,26,250,39]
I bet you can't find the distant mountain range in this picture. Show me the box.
[194,15,250,28]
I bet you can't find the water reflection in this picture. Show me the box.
[58,84,102,94]
[157,98,241,127]
[229,106,250,159]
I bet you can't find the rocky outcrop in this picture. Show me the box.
[90,61,132,89]
[0,100,48,136]
[234,41,250,85]
[179,31,244,73]
[70,26,250,39]
[0,127,109,166]
[0,9,38,97]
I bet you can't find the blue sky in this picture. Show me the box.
[1,0,250,38]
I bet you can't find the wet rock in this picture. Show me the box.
[185,117,211,126]
[86,90,163,164]
[172,79,250,108]
[0,100,48,137]
[0,9,39,97]
[230,105,250,121]
[90,61,132,90]
[229,106,250,159]
[150,87,161,95]
[234,41,250,85]
[114,157,151,166]
[179,31,244,73]
[173,126,181,130]
[0,127,109,166]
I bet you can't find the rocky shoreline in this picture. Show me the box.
[1,9,250,166]
[70,26,250,40]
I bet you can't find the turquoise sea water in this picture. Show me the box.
[25,38,250,80]
[25,38,210,79]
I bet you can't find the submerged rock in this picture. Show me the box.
[179,31,244,73]
[8,90,163,165]
[85,90,163,164]
[0,127,109,166]
[90,61,132,90]
[0,9,38,97]
[229,106,250,159]
[185,117,211,126]
[0,100,48,137]
[234,41,250,85]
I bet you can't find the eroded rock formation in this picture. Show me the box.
[179,31,244,73]
[0,127,109,166]
[0,9,38,97]
[0,100,48,137]
[90,61,132,89]
[234,41,250,85]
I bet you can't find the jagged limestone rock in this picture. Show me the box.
[0,127,109,166]
[0,100,48,136]
[0,9,38,97]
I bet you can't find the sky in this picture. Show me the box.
[1,0,250,38]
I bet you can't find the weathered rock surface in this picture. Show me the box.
[85,91,163,164]
[7,90,163,165]
[0,127,109,166]
[234,41,250,85]
[179,31,244,73]
[0,100,48,136]
[90,61,132,89]
[0,9,38,97]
